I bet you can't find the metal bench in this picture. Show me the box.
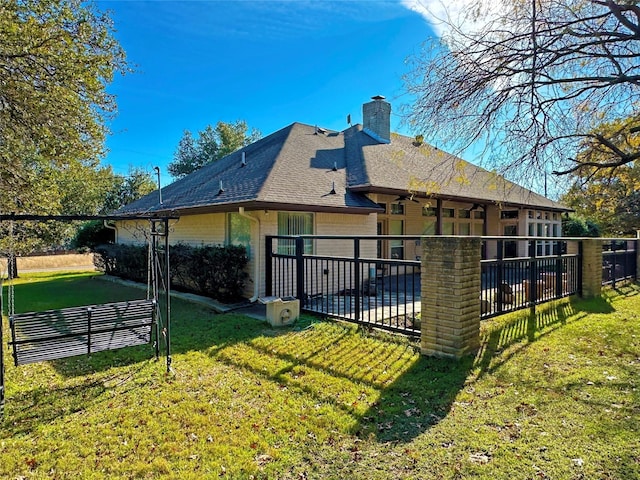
[9,299,156,366]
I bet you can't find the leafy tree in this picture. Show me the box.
[562,123,640,235]
[72,167,157,250]
[0,0,127,275]
[103,167,157,213]
[0,0,127,210]
[562,216,601,237]
[404,0,640,184]
[168,121,261,179]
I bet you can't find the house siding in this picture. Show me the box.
[115,210,376,300]
[260,210,377,298]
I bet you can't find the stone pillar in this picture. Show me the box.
[421,237,481,359]
[581,238,603,298]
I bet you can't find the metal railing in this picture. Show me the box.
[480,238,581,319]
[266,235,638,334]
[602,239,637,287]
[266,236,421,336]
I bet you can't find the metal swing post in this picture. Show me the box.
[151,220,160,361]
[164,217,171,373]
[0,279,5,417]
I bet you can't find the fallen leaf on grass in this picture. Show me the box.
[469,452,491,464]
[255,454,272,467]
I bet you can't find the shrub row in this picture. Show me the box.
[93,243,249,302]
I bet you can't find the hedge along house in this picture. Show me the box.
[116,96,570,300]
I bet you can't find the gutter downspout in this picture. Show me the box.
[238,207,260,302]
[103,220,118,243]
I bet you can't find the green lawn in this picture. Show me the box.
[1,272,639,479]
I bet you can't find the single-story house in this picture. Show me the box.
[116,96,570,299]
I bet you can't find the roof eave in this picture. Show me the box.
[348,185,572,212]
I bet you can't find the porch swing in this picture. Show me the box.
[0,214,176,412]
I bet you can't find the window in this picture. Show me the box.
[473,210,485,220]
[500,210,519,220]
[459,223,471,235]
[390,203,405,215]
[390,220,404,259]
[423,221,436,235]
[442,208,455,218]
[473,223,484,236]
[443,222,454,235]
[278,212,314,255]
[504,225,517,236]
[227,213,252,254]
[422,206,437,217]
[458,209,471,219]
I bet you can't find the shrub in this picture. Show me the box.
[73,221,115,250]
[93,243,249,302]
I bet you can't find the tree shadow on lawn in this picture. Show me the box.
[474,295,615,381]
[1,274,267,432]
[4,274,634,444]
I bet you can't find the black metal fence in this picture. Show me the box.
[480,238,581,319]
[266,235,638,334]
[266,236,421,336]
[602,239,637,287]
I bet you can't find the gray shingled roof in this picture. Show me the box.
[346,126,568,210]
[118,122,568,215]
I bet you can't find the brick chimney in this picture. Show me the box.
[362,95,391,144]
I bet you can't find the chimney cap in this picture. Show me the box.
[371,95,386,101]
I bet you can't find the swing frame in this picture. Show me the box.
[0,213,177,413]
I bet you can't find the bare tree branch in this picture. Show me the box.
[404,0,640,184]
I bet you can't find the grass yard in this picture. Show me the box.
[1,272,639,479]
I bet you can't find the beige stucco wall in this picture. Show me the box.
[116,214,226,246]
[256,210,377,298]
[114,200,563,300]
[116,210,377,299]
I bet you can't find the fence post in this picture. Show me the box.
[265,236,273,297]
[581,238,603,298]
[495,240,504,314]
[637,232,640,281]
[420,236,481,359]
[611,240,617,289]
[354,238,361,321]
[295,236,305,306]
[528,239,538,307]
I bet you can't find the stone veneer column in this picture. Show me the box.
[421,237,481,359]
[581,238,603,298]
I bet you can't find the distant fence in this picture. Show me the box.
[266,235,639,358]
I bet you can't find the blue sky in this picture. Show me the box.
[98,0,441,179]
